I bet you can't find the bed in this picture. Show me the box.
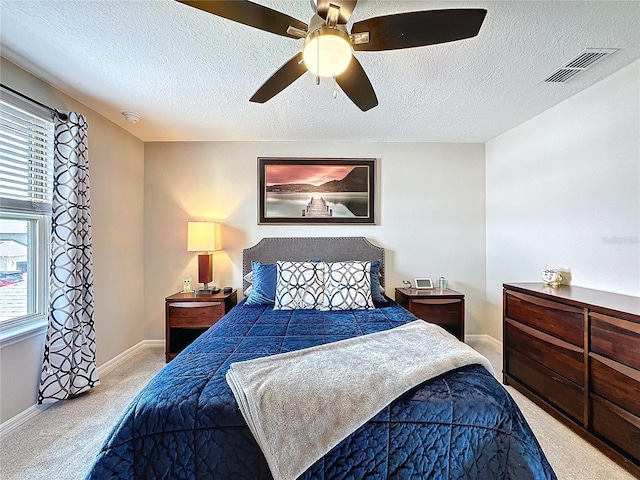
[85,237,556,479]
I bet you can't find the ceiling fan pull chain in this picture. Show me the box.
[316,33,320,84]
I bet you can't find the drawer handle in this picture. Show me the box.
[589,352,640,382]
[413,299,460,305]
[505,318,583,353]
[591,312,640,335]
[507,291,583,313]
[170,302,221,308]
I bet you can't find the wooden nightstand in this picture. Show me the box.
[165,290,237,362]
[395,287,465,341]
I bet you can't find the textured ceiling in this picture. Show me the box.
[1,0,639,143]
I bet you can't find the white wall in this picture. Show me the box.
[485,60,640,340]
[0,58,146,423]
[144,142,486,341]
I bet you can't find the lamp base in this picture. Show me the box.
[195,286,219,295]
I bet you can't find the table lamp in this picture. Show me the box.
[187,222,221,295]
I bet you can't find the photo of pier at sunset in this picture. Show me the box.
[264,164,370,218]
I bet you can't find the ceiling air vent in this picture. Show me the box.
[543,48,618,83]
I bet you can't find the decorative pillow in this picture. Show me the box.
[245,261,277,305]
[369,259,387,302]
[243,271,254,296]
[322,261,374,311]
[274,261,325,310]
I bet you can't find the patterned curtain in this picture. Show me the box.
[38,112,99,404]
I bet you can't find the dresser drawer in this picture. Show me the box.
[591,394,640,463]
[505,319,584,385]
[590,354,640,418]
[507,349,584,423]
[168,301,223,327]
[590,312,640,370]
[505,291,584,346]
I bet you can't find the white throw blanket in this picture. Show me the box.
[226,320,493,480]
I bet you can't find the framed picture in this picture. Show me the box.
[414,278,433,289]
[258,157,376,224]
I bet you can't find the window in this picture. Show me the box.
[0,89,54,339]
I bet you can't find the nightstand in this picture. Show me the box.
[395,287,465,341]
[165,290,237,362]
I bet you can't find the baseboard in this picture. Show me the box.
[0,403,51,438]
[97,339,163,376]
[465,333,502,348]
[0,339,163,439]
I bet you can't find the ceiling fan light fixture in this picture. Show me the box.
[177,1,488,111]
[303,27,352,77]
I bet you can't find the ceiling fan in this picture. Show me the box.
[177,0,487,111]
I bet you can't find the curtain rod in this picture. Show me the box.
[0,83,68,120]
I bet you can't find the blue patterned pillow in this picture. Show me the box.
[322,261,374,311]
[274,261,325,310]
[369,259,386,302]
[245,261,277,305]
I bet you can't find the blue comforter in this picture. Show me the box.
[85,300,556,479]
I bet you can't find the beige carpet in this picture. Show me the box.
[0,339,636,479]
[0,347,163,480]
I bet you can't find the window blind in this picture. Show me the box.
[0,99,54,213]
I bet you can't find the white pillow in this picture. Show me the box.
[274,261,325,310]
[243,271,254,296]
[322,261,374,311]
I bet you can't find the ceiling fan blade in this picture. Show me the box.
[352,9,487,51]
[316,0,358,24]
[335,56,378,112]
[177,0,307,39]
[250,53,308,104]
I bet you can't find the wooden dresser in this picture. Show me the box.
[503,283,640,474]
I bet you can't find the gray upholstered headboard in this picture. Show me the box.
[242,237,385,291]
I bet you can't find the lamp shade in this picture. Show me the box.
[187,222,221,252]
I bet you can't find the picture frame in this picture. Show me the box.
[414,278,433,289]
[258,157,376,224]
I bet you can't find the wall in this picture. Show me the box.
[0,58,146,423]
[144,142,486,341]
[485,60,640,340]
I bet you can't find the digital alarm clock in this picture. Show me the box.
[414,278,434,289]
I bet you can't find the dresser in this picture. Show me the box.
[503,283,640,474]
[395,287,465,341]
[165,290,237,362]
